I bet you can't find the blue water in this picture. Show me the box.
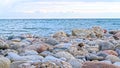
[0,19,120,36]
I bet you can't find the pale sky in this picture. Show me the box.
[0,0,120,19]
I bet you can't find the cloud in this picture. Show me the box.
[1,1,120,18]
[14,2,120,13]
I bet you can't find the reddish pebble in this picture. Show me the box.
[82,61,120,68]
[103,50,118,56]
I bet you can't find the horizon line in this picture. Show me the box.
[1,18,120,20]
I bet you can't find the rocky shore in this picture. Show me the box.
[0,26,120,68]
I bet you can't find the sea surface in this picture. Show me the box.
[0,19,120,37]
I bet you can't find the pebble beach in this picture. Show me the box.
[0,26,120,68]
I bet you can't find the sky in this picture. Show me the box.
[0,0,120,19]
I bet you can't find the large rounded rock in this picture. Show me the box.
[44,56,72,68]
[115,44,120,56]
[40,61,60,68]
[85,44,99,52]
[10,61,31,68]
[44,38,59,46]
[0,56,11,68]
[44,55,63,62]
[24,43,50,53]
[6,52,44,62]
[11,38,21,42]
[54,51,75,60]
[6,52,21,61]
[54,43,72,49]
[85,54,104,61]
[81,61,120,68]
[0,39,9,49]
[69,44,88,56]
[72,26,104,38]
[8,40,31,51]
[92,26,104,38]
[52,31,67,38]
[98,41,115,50]
[68,59,83,68]
[72,29,96,38]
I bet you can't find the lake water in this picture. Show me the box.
[0,19,120,36]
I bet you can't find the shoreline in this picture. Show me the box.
[0,26,120,68]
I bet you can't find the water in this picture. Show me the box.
[0,19,120,37]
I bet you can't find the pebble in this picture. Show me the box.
[54,51,75,61]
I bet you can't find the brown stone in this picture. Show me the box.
[52,31,67,38]
[82,61,120,68]
[103,50,118,56]
[24,43,49,53]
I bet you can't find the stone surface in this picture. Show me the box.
[54,51,75,60]
[97,51,108,58]
[105,55,120,63]
[11,38,21,42]
[68,59,83,68]
[103,50,118,56]
[24,43,50,53]
[72,29,95,38]
[113,32,120,40]
[10,61,30,68]
[18,62,36,68]
[98,41,115,50]
[85,43,99,52]
[6,52,44,62]
[44,38,59,46]
[100,60,112,64]
[82,61,120,68]
[0,39,9,49]
[86,54,104,61]
[72,26,104,38]
[54,43,72,49]
[20,50,38,56]
[43,56,72,68]
[40,61,60,68]
[52,31,67,38]
[40,51,54,57]
[69,45,88,56]
[92,26,104,38]
[0,56,11,68]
